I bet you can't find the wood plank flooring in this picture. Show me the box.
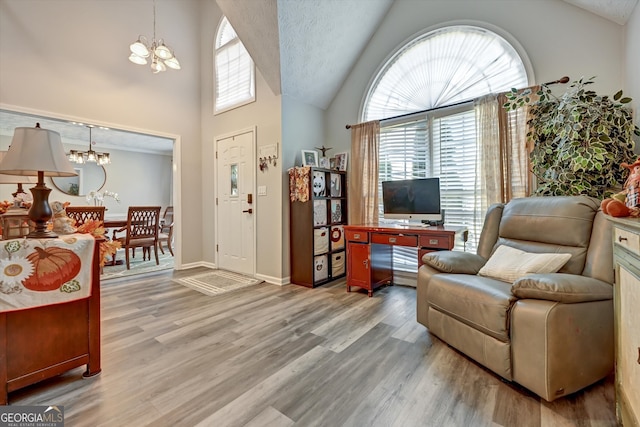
[8,268,616,426]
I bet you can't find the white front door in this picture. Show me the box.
[216,130,255,275]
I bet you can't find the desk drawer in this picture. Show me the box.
[371,233,417,247]
[346,230,369,243]
[419,234,452,249]
[614,226,640,255]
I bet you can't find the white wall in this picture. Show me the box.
[281,95,325,278]
[0,0,202,264]
[326,0,626,154]
[625,3,640,154]
[201,1,284,282]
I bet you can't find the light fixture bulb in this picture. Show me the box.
[130,38,150,57]
[100,153,111,165]
[86,151,96,163]
[129,53,148,65]
[151,58,166,73]
[164,56,181,70]
[154,41,173,60]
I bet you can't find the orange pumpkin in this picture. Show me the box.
[24,246,82,291]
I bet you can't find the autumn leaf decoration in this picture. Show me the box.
[75,219,122,267]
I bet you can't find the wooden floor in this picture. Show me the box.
[9,268,616,426]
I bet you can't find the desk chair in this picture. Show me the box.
[112,206,161,269]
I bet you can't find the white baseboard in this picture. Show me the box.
[175,261,216,270]
[256,273,289,286]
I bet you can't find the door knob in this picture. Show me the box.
[242,208,253,214]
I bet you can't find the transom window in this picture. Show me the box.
[214,17,255,114]
[363,25,528,269]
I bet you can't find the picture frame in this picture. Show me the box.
[334,152,348,171]
[302,150,318,167]
[319,157,330,168]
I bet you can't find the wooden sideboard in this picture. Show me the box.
[344,223,467,296]
[607,216,640,427]
[0,235,102,405]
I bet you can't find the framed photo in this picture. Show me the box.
[330,158,336,169]
[302,150,318,167]
[319,157,330,168]
[335,152,348,171]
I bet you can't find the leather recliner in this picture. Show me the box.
[417,196,614,401]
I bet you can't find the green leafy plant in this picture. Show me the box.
[503,77,639,197]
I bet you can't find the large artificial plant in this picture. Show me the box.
[503,77,640,198]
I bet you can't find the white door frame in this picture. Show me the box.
[214,126,257,275]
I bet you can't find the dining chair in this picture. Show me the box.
[112,206,161,269]
[158,206,174,256]
[65,206,106,226]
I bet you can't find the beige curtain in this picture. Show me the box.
[349,121,380,224]
[476,91,534,214]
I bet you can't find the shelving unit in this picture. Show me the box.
[289,167,347,287]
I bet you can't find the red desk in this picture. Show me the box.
[344,223,467,296]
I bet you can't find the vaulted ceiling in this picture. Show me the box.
[217,0,638,111]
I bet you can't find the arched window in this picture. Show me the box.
[214,17,255,114]
[364,25,528,121]
[363,25,529,266]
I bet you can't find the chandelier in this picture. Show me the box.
[128,0,180,73]
[68,126,111,165]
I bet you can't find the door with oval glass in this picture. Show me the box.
[216,130,255,275]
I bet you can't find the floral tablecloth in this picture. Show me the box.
[0,233,95,313]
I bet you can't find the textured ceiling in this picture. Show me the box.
[562,0,638,25]
[277,0,393,109]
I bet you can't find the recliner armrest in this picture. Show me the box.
[512,273,612,303]
[421,251,486,274]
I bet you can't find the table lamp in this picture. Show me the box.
[0,124,77,238]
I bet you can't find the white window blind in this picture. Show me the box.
[379,106,478,271]
[215,17,255,114]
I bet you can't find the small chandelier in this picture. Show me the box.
[128,0,180,73]
[68,126,111,166]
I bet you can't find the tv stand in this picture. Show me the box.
[344,223,467,297]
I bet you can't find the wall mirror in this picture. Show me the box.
[51,162,106,196]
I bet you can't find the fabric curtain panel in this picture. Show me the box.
[475,91,534,213]
[349,121,380,224]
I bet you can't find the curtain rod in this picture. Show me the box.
[345,76,570,130]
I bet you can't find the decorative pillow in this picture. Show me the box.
[478,245,572,283]
[512,274,613,303]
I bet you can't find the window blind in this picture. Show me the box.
[214,18,255,114]
[378,105,479,271]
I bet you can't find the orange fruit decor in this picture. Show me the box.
[23,246,81,291]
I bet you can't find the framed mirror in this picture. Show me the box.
[51,162,106,196]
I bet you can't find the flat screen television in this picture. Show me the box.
[381,178,443,223]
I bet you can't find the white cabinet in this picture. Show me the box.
[609,217,640,427]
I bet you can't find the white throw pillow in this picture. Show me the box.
[478,245,572,284]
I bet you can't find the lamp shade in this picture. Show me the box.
[0,152,37,184]
[0,127,77,177]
